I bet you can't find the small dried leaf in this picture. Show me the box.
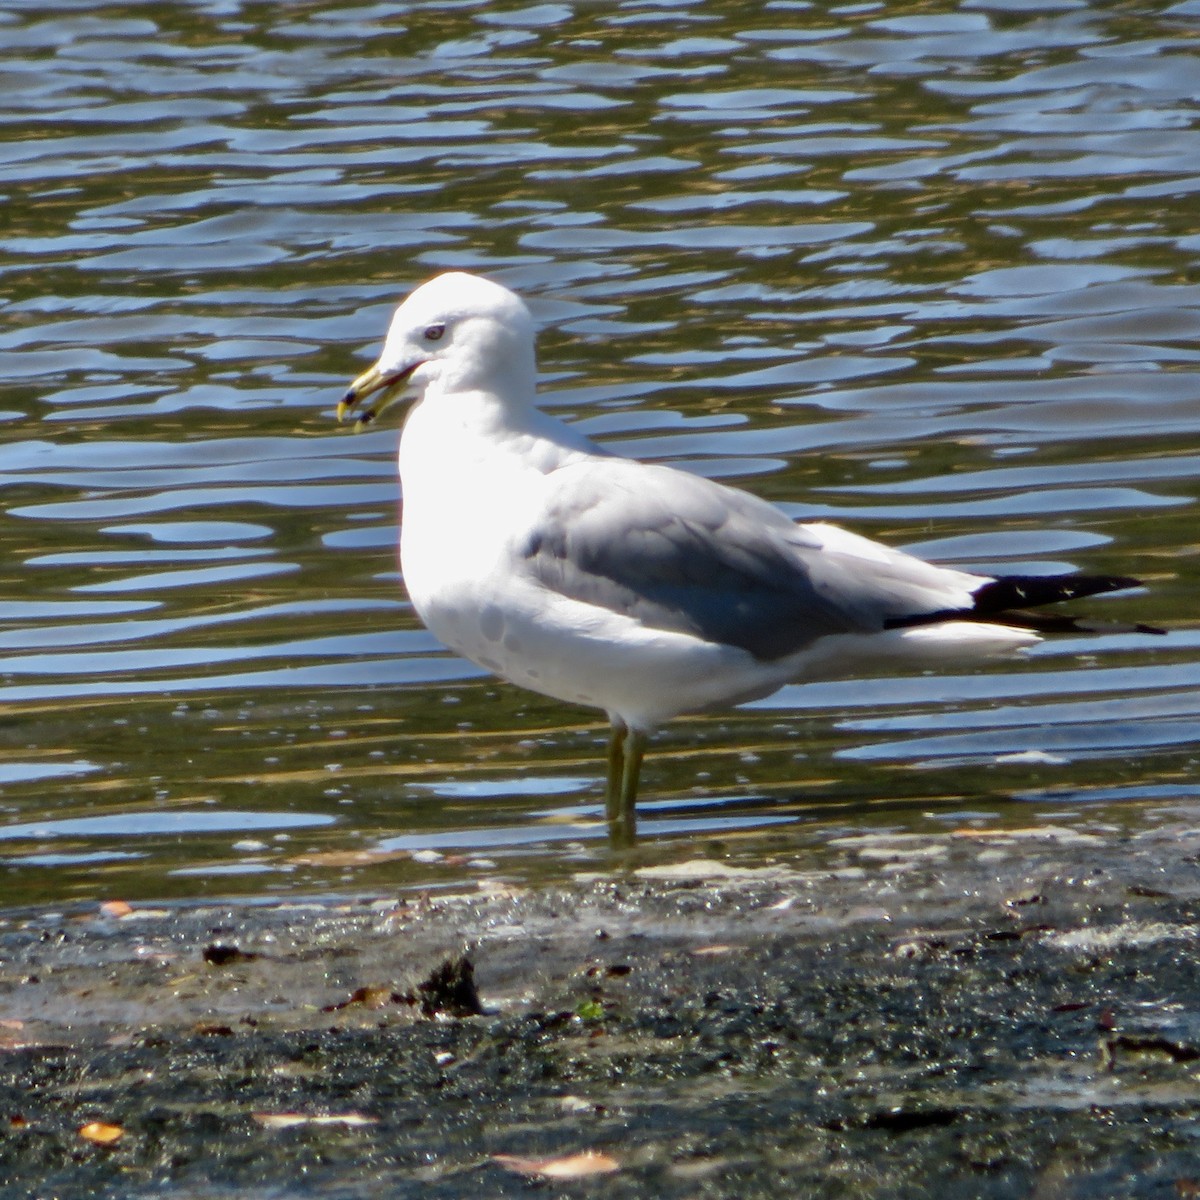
[253,1112,377,1129]
[356,985,400,1010]
[79,1121,123,1145]
[492,1150,620,1179]
[99,900,133,919]
[321,985,411,1013]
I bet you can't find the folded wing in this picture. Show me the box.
[517,459,1158,662]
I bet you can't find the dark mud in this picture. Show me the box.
[2,819,1200,1199]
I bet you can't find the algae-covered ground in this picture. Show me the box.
[1,817,1199,1199]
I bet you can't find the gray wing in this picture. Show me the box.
[519,458,981,661]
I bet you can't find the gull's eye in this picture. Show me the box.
[423,323,446,342]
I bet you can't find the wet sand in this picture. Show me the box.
[2,816,1199,1198]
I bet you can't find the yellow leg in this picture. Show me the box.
[608,725,645,848]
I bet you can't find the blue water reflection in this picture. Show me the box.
[0,0,1195,903]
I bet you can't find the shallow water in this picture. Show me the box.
[0,0,1198,906]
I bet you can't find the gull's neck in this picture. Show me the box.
[399,380,599,486]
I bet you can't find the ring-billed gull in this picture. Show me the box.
[337,272,1159,843]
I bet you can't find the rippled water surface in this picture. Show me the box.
[1,0,1198,906]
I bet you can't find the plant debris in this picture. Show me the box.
[415,954,484,1018]
[78,1122,123,1146]
[202,943,259,967]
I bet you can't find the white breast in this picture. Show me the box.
[397,390,578,670]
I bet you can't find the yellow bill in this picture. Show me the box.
[337,361,417,429]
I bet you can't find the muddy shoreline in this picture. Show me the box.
[1,818,1199,1198]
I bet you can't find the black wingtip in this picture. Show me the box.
[971,573,1143,617]
[885,573,1165,636]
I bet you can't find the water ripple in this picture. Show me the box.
[0,0,1195,902]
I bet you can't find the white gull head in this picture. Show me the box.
[339,271,537,426]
